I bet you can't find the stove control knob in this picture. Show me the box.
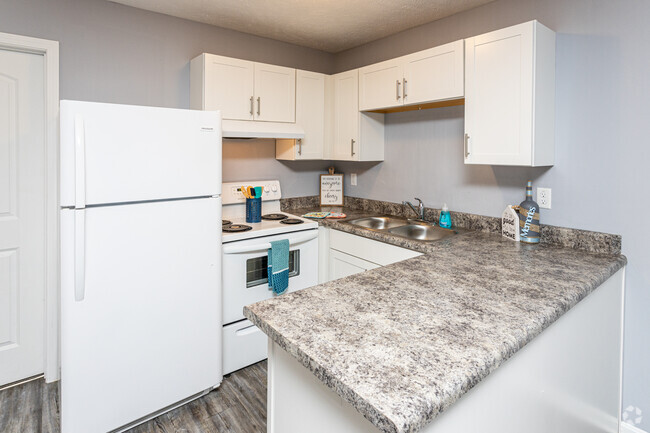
[265,185,271,194]
[271,184,278,192]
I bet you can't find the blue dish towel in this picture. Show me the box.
[267,240,289,295]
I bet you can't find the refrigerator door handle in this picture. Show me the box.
[74,115,86,209]
[74,209,86,301]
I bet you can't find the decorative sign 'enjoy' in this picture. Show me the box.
[320,168,344,206]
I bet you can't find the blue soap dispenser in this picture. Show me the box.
[439,203,452,229]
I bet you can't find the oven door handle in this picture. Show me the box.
[222,231,318,254]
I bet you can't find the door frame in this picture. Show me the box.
[0,32,60,383]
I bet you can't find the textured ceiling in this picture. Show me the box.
[110,0,496,53]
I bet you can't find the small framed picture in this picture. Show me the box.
[320,172,344,206]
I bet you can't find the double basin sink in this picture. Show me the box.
[344,216,458,242]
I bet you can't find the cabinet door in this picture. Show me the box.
[329,249,380,281]
[464,22,534,165]
[254,63,296,123]
[359,58,403,111]
[295,70,325,159]
[332,70,359,161]
[403,40,464,106]
[204,54,254,121]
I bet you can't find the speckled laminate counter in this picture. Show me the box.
[243,207,626,433]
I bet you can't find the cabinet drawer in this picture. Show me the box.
[329,230,421,266]
[223,319,267,375]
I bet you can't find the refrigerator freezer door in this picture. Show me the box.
[60,197,222,433]
[60,100,222,208]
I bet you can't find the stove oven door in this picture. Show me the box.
[222,229,318,325]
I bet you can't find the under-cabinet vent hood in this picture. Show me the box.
[222,120,305,139]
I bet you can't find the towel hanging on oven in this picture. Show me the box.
[268,239,289,295]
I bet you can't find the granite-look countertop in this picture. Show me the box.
[243,207,626,433]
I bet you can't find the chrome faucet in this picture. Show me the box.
[403,197,424,220]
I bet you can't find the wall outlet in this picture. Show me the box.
[537,187,551,209]
[350,173,357,186]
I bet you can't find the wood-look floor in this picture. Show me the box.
[0,361,267,433]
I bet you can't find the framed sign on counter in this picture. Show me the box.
[320,168,344,206]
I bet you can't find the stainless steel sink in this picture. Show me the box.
[346,216,408,230]
[388,224,457,241]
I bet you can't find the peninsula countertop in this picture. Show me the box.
[243,209,626,433]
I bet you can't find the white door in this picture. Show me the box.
[329,250,380,281]
[0,49,46,385]
[403,40,465,105]
[332,70,359,161]
[358,58,403,111]
[464,23,534,165]
[205,54,255,121]
[254,62,296,123]
[295,70,325,159]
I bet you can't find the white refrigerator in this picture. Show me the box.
[59,101,223,433]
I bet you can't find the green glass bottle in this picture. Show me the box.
[518,180,540,244]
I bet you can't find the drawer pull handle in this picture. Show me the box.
[235,325,259,336]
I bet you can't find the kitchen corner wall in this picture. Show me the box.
[334,0,650,429]
[0,0,333,197]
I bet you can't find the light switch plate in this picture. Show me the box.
[537,187,551,209]
[350,173,357,186]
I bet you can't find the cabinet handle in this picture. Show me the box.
[464,133,470,158]
[351,139,356,157]
[403,79,407,99]
[257,97,261,116]
[396,80,401,100]
[298,138,302,156]
[250,96,254,116]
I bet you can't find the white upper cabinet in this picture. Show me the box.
[332,70,360,160]
[464,21,555,166]
[253,62,296,123]
[190,53,296,123]
[358,58,403,111]
[358,40,464,111]
[403,40,464,106]
[276,70,326,160]
[332,70,384,161]
[192,55,254,121]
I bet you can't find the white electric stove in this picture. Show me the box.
[221,180,318,374]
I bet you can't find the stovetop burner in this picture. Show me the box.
[223,224,253,232]
[261,213,288,221]
[222,219,232,226]
[280,218,304,225]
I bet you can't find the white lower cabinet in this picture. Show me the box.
[324,229,421,282]
[329,249,380,280]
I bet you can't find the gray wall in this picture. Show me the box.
[335,0,650,428]
[0,0,333,196]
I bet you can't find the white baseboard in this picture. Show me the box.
[621,422,648,433]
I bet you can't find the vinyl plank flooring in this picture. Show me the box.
[0,361,267,433]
